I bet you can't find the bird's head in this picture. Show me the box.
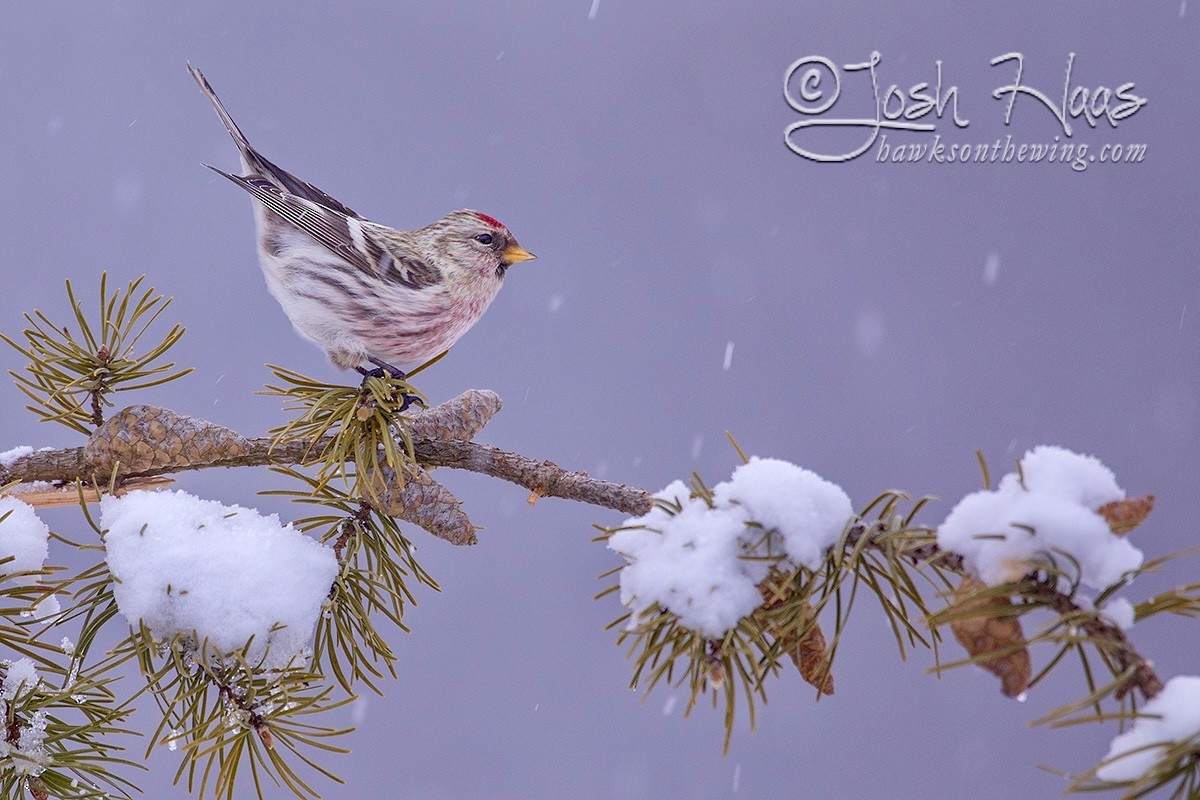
[427,209,536,284]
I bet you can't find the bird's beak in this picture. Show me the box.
[501,242,537,266]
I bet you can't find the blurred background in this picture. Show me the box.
[0,2,1196,798]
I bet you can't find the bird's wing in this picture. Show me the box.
[209,167,376,273]
[209,167,440,289]
[365,226,444,290]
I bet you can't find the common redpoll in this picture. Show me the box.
[188,65,536,380]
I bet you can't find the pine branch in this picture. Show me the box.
[847,519,1164,702]
[1018,576,1164,701]
[0,401,1164,704]
[1,400,1164,707]
[0,391,653,519]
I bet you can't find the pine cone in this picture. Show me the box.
[85,404,250,474]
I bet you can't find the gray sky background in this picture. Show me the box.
[1,3,1197,799]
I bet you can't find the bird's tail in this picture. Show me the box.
[188,63,258,171]
[187,63,363,218]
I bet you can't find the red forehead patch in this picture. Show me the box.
[473,211,505,230]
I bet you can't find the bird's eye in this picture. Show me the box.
[474,233,494,245]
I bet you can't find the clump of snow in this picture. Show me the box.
[936,447,1142,590]
[14,709,48,772]
[101,490,338,670]
[1097,675,1200,781]
[714,458,854,569]
[0,446,33,468]
[1101,597,1136,632]
[0,658,48,776]
[608,459,853,637]
[23,593,60,621]
[0,717,47,776]
[609,483,766,635]
[2,658,40,700]
[0,497,50,582]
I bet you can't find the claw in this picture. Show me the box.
[398,393,426,413]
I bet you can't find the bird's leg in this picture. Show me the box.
[357,358,425,412]
[355,365,386,380]
[367,356,407,380]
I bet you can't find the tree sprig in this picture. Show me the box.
[265,468,439,695]
[261,366,422,500]
[1,274,191,434]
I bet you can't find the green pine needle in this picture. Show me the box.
[1,273,192,434]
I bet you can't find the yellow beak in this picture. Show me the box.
[501,242,537,266]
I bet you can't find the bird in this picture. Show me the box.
[187,64,536,385]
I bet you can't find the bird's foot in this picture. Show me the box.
[355,357,408,381]
[355,365,388,381]
[356,360,425,412]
